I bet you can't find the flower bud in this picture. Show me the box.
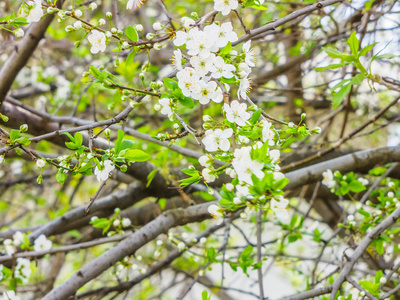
[153,43,162,50]
[106,12,112,19]
[301,112,306,120]
[113,219,120,227]
[190,12,199,19]
[99,18,106,25]
[203,115,212,122]
[111,27,117,34]
[153,22,162,31]
[65,25,74,32]
[154,103,161,111]
[74,9,82,17]
[313,126,321,134]
[19,124,28,132]
[74,41,80,48]
[122,41,129,48]
[120,164,128,172]
[146,33,155,40]
[89,2,97,10]
[14,29,24,37]
[135,24,144,31]
[139,72,145,80]
[225,183,234,192]
[173,123,180,131]
[36,159,46,168]
[104,128,111,138]
[114,207,121,214]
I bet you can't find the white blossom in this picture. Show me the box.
[14,29,24,37]
[94,160,115,182]
[122,218,132,227]
[262,121,275,146]
[210,56,235,79]
[177,67,201,97]
[172,49,183,71]
[99,18,106,25]
[73,21,82,29]
[190,54,215,77]
[88,30,106,54]
[224,100,250,126]
[174,31,191,47]
[158,98,174,117]
[214,0,238,16]
[206,22,238,48]
[126,0,145,10]
[181,17,195,28]
[201,128,233,152]
[15,258,31,283]
[33,234,52,252]
[237,77,251,99]
[177,242,186,251]
[192,80,222,104]
[243,41,256,67]
[12,231,24,246]
[322,169,335,189]
[237,62,251,78]
[36,159,46,168]
[208,204,224,224]
[186,27,214,58]
[74,9,83,17]
[358,177,369,186]
[27,0,43,23]
[225,183,234,191]
[135,24,143,31]
[271,196,289,220]
[198,155,212,167]
[89,2,98,10]
[3,239,15,255]
[113,219,120,227]
[202,168,216,183]
[231,147,264,185]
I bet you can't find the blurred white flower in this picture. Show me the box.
[271,196,289,220]
[88,30,106,54]
[202,128,233,152]
[322,169,335,188]
[34,234,52,252]
[214,0,238,16]
[126,0,145,10]
[208,204,224,224]
[27,0,43,23]
[94,160,115,182]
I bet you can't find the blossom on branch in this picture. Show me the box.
[26,0,43,23]
[88,30,106,54]
[214,0,238,16]
[224,100,250,126]
[202,128,233,152]
[94,160,115,182]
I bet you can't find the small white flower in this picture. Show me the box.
[158,98,174,117]
[262,121,275,146]
[74,9,83,17]
[94,160,115,182]
[190,54,215,77]
[243,41,256,67]
[99,18,106,25]
[0,156,3,164]
[156,239,163,246]
[33,234,52,252]
[14,29,24,37]
[237,62,251,78]
[135,24,144,31]
[224,100,250,126]
[388,181,395,188]
[113,219,120,227]
[174,31,191,47]
[181,17,195,28]
[225,183,234,191]
[271,196,289,220]
[73,21,82,29]
[388,191,395,198]
[314,126,321,134]
[233,197,241,205]
[15,258,31,283]
[358,177,369,186]
[210,56,235,79]
[36,159,46,168]
[122,41,130,48]
[202,128,233,152]
[4,239,15,255]
[88,30,107,54]
[12,231,24,246]
[172,49,183,71]
[89,2,97,10]
[206,22,238,48]
[231,147,264,185]
[122,218,131,227]
[126,0,145,10]
[177,242,186,251]
[214,0,238,16]
[27,0,44,23]
[322,169,335,189]
[105,31,112,38]
[208,204,224,224]
[238,135,250,144]
[269,149,280,163]
[237,77,251,100]
[186,27,214,58]
[199,237,207,244]
[153,22,162,31]
[192,80,222,105]
[198,155,212,167]
[202,168,216,183]
[288,122,295,128]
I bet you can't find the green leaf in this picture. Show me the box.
[250,109,262,124]
[146,169,159,187]
[163,78,179,90]
[359,43,377,56]
[74,132,83,147]
[177,96,194,109]
[322,47,350,59]
[219,42,232,56]
[90,65,102,80]
[332,83,352,109]
[349,180,366,193]
[159,198,166,210]
[314,64,344,71]
[14,137,31,146]
[347,31,360,57]
[115,130,125,155]
[122,149,152,162]
[351,73,365,85]
[125,26,138,42]
[126,50,136,66]
[10,129,20,141]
